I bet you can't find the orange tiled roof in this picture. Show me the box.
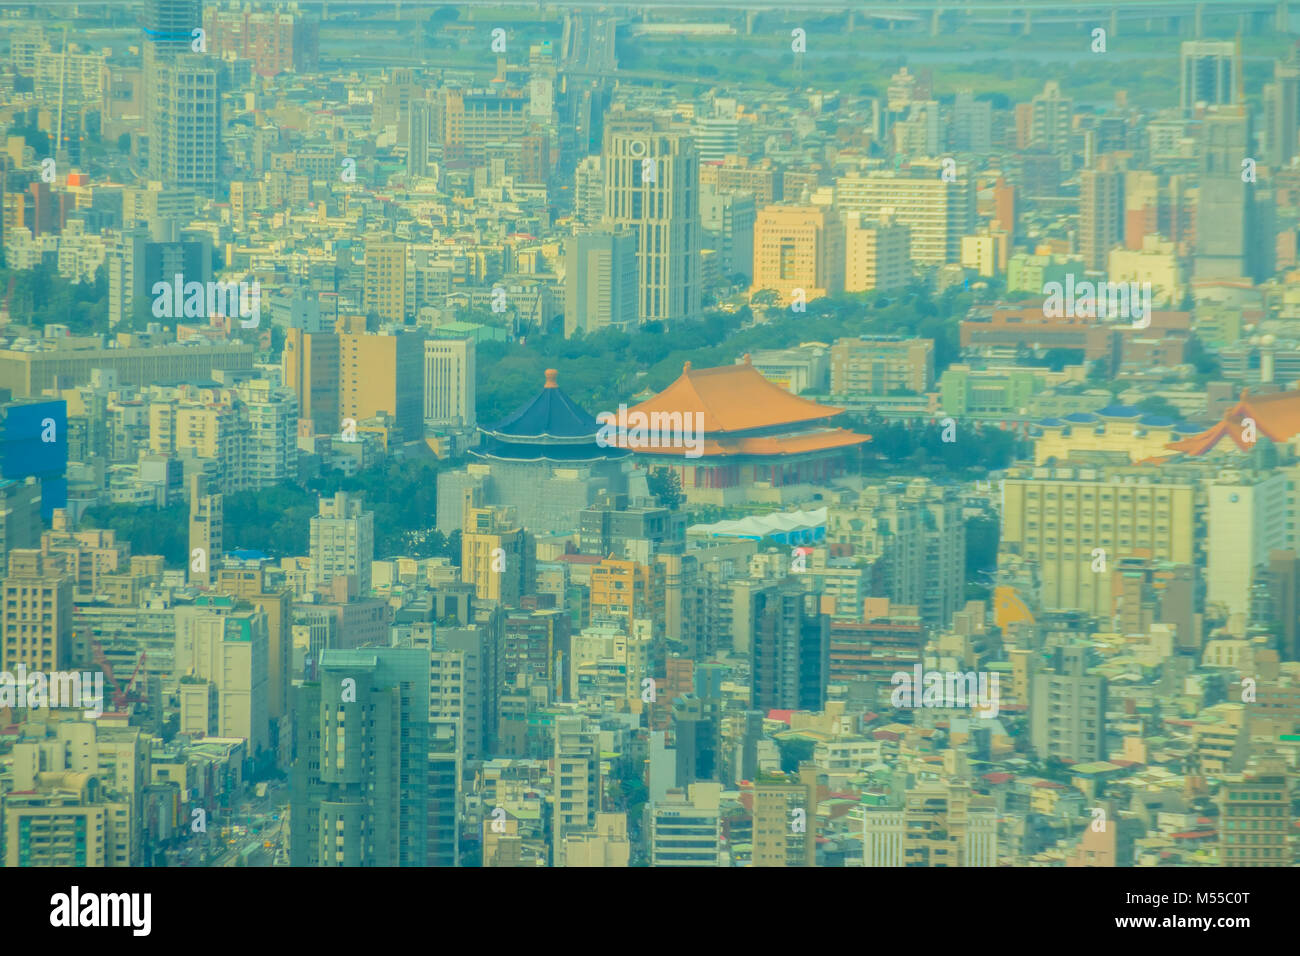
[1167,388,1300,455]
[628,357,848,434]
[621,427,870,458]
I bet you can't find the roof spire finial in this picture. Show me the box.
[743,352,752,365]
[683,361,692,373]
[544,368,558,389]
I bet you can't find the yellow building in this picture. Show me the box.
[363,242,407,323]
[1,550,73,673]
[282,327,339,435]
[338,329,426,443]
[461,501,530,606]
[752,775,816,867]
[1000,468,1195,616]
[3,773,133,867]
[752,204,844,306]
[589,557,665,639]
[1034,406,1191,466]
[843,211,910,292]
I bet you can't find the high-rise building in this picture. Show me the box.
[1218,756,1291,867]
[309,492,375,596]
[1,550,73,673]
[552,715,601,866]
[461,501,530,606]
[951,90,992,153]
[1028,81,1073,156]
[1030,646,1107,762]
[187,473,222,588]
[424,334,476,427]
[603,120,702,324]
[290,647,431,866]
[1079,166,1124,271]
[751,577,829,713]
[843,211,910,293]
[1181,40,1240,112]
[338,329,426,443]
[1000,469,1196,617]
[835,167,974,266]
[564,227,638,338]
[0,397,68,520]
[751,204,844,306]
[147,53,219,195]
[700,184,756,282]
[649,782,724,866]
[0,478,41,561]
[573,155,605,224]
[407,99,432,179]
[174,595,270,755]
[1208,471,1288,618]
[752,773,816,867]
[364,243,407,323]
[282,327,340,436]
[830,336,933,396]
[1195,106,1257,281]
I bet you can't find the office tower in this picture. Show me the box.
[752,774,816,867]
[1029,81,1073,156]
[573,155,605,224]
[424,335,476,428]
[0,397,68,520]
[187,473,222,588]
[1030,646,1107,762]
[1208,471,1288,618]
[603,121,702,324]
[751,577,829,713]
[1219,757,1291,866]
[700,184,756,282]
[563,227,638,338]
[174,595,270,754]
[1,550,73,673]
[0,478,41,561]
[1079,166,1124,271]
[436,88,528,165]
[461,502,530,605]
[363,243,407,323]
[951,90,992,153]
[649,782,724,866]
[309,492,375,596]
[1266,550,1300,660]
[1181,40,1240,111]
[290,648,431,866]
[863,779,998,866]
[1195,106,1256,280]
[105,226,148,328]
[751,204,844,306]
[552,716,601,866]
[835,167,974,266]
[999,470,1196,616]
[407,99,431,179]
[842,211,910,293]
[830,336,933,396]
[338,329,426,442]
[282,327,340,436]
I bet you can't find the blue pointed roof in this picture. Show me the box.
[473,369,628,463]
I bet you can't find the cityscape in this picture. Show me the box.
[0,0,1295,887]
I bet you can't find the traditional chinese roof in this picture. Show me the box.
[629,356,851,435]
[473,369,629,463]
[1167,388,1300,456]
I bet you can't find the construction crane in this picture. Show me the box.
[88,638,147,711]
